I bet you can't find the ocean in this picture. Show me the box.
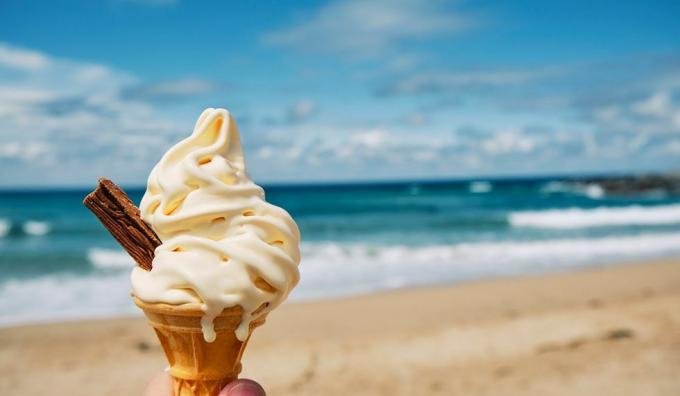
[2,177,680,326]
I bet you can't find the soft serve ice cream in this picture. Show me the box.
[132,108,301,342]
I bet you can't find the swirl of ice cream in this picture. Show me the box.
[132,108,301,342]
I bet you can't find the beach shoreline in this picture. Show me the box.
[1,258,679,395]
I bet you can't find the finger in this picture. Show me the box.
[143,370,173,396]
[219,378,266,396]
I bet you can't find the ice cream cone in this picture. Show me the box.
[134,297,266,396]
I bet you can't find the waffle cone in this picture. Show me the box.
[134,297,266,396]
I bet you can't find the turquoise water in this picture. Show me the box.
[2,177,680,325]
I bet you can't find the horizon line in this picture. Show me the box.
[0,169,671,192]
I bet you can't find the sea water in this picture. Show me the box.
[2,177,680,325]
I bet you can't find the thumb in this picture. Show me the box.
[219,379,266,396]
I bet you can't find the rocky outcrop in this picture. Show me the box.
[577,173,680,196]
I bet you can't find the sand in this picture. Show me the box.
[1,259,680,395]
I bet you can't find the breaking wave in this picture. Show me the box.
[88,248,136,269]
[2,233,674,326]
[0,219,52,237]
[509,204,680,229]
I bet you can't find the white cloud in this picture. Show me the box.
[0,43,51,70]
[2,37,679,185]
[124,78,217,100]
[0,141,52,161]
[256,146,274,160]
[0,86,56,104]
[665,140,680,154]
[481,128,537,155]
[265,0,474,57]
[256,125,454,174]
[0,42,189,186]
[74,64,117,84]
[403,113,427,126]
[349,129,388,149]
[380,69,555,95]
[284,145,304,161]
[633,91,677,120]
[376,55,680,175]
[588,89,680,136]
[242,119,638,181]
[246,122,620,180]
[386,53,424,72]
[592,105,620,122]
[287,99,317,123]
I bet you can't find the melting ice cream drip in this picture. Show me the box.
[132,108,301,342]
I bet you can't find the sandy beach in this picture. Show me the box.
[1,259,679,395]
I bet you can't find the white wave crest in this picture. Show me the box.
[509,204,680,229]
[540,181,604,199]
[88,248,135,269]
[0,272,139,327]
[294,232,680,299]
[23,220,50,236]
[5,233,680,325]
[469,181,492,193]
[0,219,10,238]
[583,184,605,199]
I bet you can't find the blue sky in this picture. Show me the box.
[0,0,679,187]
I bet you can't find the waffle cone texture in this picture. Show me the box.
[134,297,266,396]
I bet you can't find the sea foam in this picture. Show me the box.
[296,232,680,299]
[509,204,680,229]
[4,233,680,326]
[23,221,50,236]
[540,181,604,199]
[0,272,139,327]
[0,219,52,237]
[469,181,493,193]
[88,248,136,269]
[0,219,10,238]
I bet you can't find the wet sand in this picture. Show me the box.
[1,259,679,395]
